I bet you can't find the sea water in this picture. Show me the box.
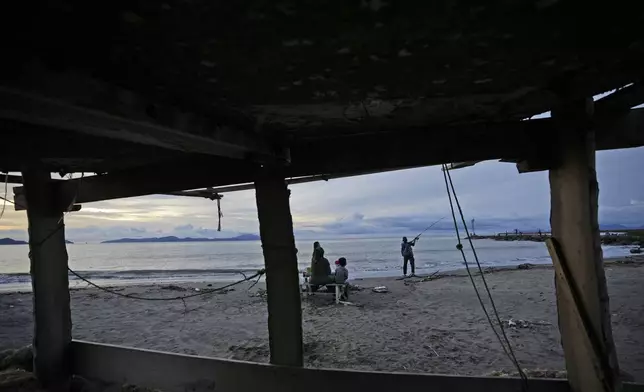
[0,236,633,291]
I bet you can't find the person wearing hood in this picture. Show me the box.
[309,242,333,291]
[401,237,416,277]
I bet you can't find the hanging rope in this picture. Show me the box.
[441,164,529,390]
[216,195,223,231]
[68,267,265,302]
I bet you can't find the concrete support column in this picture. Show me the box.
[549,99,620,392]
[254,167,303,366]
[22,168,72,390]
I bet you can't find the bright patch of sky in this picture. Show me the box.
[1,146,643,242]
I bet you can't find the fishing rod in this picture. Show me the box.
[412,216,446,241]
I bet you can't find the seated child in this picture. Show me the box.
[334,257,349,300]
[334,257,349,284]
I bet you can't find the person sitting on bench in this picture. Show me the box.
[309,242,333,292]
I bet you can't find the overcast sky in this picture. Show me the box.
[1,146,643,242]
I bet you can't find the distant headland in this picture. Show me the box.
[0,238,27,245]
[0,238,74,245]
[101,234,260,244]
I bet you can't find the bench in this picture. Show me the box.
[302,273,348,304]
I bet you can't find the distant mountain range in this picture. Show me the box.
[0,238,74,245]
[0,238,26,245]
[101,234,260,244]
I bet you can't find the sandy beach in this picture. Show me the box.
[1,261,643,382]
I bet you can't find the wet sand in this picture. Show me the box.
[1,261,643,381]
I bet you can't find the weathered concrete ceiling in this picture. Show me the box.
[2,0,644,177]
[7,0,644,136]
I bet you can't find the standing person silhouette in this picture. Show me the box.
[401,237,416,277]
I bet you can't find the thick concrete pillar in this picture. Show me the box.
[22,168,72,389]
[549,99,620,392]
[254,167,303,366]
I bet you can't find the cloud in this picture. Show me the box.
[308,213,549,238]
[0,229,27,241]
[1,147,643,242]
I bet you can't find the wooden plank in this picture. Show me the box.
[71,340,573,392]
[0,85,279,161]
[12,158,259,210]
[254,167,303,366]
[444,161,481,170]
[546,238,615,390]
[0,174,25,184]
[22,168,72,389]
[164,168,413,197]
[548,98,620,392]
[168,174,338,196]
[12,165,415,210]
[165,189,223,199]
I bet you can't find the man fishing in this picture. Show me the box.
[400,217,445,277]
[401,237,417,277]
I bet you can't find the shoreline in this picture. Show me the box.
[1,254,642,294]
[1,260,643,380]
[0,238,636,293]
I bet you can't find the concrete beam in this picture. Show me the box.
[288,118,556,177]
[11,109,644,209]
[0,81,280,161]
[595,107,644,150]
[595,83,644,117]
[287,108,644,178]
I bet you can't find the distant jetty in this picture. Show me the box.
[101,234,260,244]
[468,233,549,242]
[469,230,643,246]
